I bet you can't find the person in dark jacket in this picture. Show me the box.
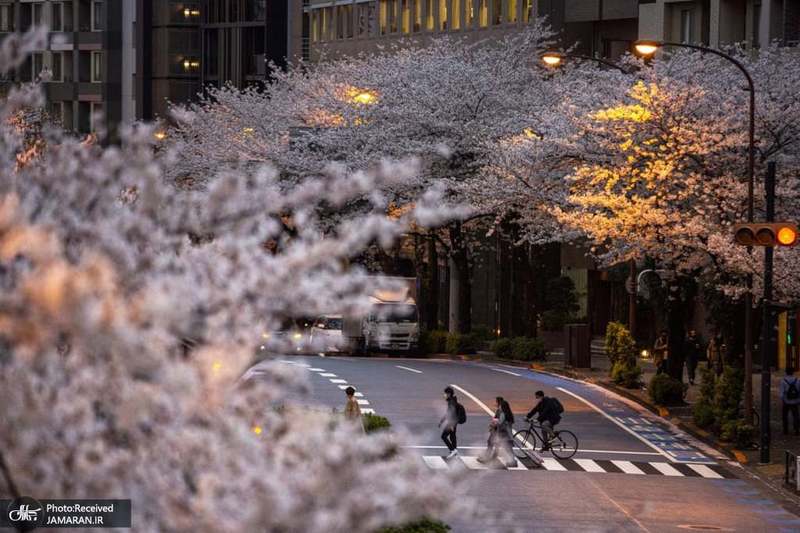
[781,367,800,436]
[685,329,703,386]
[525,390,561,450]
[440,386,459,459]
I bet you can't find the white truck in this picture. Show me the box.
[343,276,420,354]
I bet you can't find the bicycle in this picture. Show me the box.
[513,419,579,460]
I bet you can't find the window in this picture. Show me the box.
[438,0,447,30]
[358,2,376,36]
[51,51,63,81]
[402,0,410,33]
[380,0,387,34]
[413,0,421,31]
[452,0,460,29]
[425,0,434,30]
[31,52,44,81]
[479,0,488,27]
[465,0,473,27]
[522,0,532,23]
[52,2,64,31]
[0,4,13,32]
[507,0,516,23]
[91,50,103,82]
[32,2,43,25]
[680,9,692,43]
[90,102,103,132]
[337,6,345,39]
[387,0,397,33]
[491,0,501,25]
[311,10,319,42]
[91,0,103,31]
[345,5,353,38]
[50,101,65,126]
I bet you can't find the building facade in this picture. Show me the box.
[0,0,132,135]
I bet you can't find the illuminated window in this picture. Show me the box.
[425,0,434,30]
[522,0,532,23]
[413,0,422,31]
[402,0,410,33]
[492,0,501,25]
[452,0,460,29]
[388,0,397,32]
[465,0,474,27]
[311,10,318,42]
[479,0,487,27]
[380,0,387,34]
[507,0,516,22]
[439,0,447,30]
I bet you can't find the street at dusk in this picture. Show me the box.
[2,1,800,532]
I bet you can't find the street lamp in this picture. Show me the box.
[540,51,631,74]
[633,38,763,461]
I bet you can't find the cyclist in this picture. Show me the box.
[525,390,563,451]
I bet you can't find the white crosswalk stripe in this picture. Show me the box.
[688,464,723,479]
[573,459,605,473]
[541,458,568,471]
[650,462,683,477]
[423,456,448,470]
[612,460,645,475]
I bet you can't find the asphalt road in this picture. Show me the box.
[249,355,799,532]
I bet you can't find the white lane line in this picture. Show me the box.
[612,460,645,475]
[449,384,494,416]
[574,459,605,473]
[556,386,676,462]
[404,445,658,455]
[308,367,325,371]
[395,365,423,374]
[330,379,348,384]
[423,456,448,470]
[688,464,723,479]
[650,462,683,477]
[356,399,370,405]
[491,368,521,377]
[319,373,337,377]
[353,392,364,397]
[541,458,567,471]
[577,449,661,456]
[362,408,375,414]
[459,456,489,470]
[338,385,351,390]
[405,445,489,450]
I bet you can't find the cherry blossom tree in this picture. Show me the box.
[0,29,491,532]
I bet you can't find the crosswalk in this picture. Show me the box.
[420,454,736,479]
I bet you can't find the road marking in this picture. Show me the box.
[338,385,351,390]
[353,392,363,397]
[423,456,448,470]
[577,449,661,456]
[405,445,489,450]
[688,464,723,479]
[612,460,645,475]
[330,379,348,384]
[449,384,494,416]
[356,399,370,405]
[574,459,605,473]
[405,445,659,456]
[362,408,375,414]
[490,368,521,377]
[459,456,489,470]
[395,365,422,374]
[308,367,325,371]
[319,373,337,377]
[506,458,528,471]
[650,462,683,477]
[556,386,676,462]
[541,458,568,471]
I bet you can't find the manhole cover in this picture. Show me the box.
[677,526,729,531]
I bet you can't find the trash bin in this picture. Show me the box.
[564,324,591,369]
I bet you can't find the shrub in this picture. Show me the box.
[540,310,569,332]
[492,338,514,359]
[611,360,642,389]
[732,422,755,449]
[648,373,686,406]
[379,518,451,533]
[420,330,448,354]
[604,321,636,366]
[692,401,715,429]
[446,332,478,355]
[510,337,546,361]
[470,325,495,342]
[362,413,391,433]
[544,276,580,315]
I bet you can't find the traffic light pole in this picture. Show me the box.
[759,161,776,464]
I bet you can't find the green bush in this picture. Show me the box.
[648,373,686,406]
[540,310,569,332]
[733,422,755,449]
[378,518,450,533]
[445,332,478,355]
[492,338,514,359]
[611,360,642,389]
[362,413,391,433]
[510,337,546,361]
[692,401,715,429]
[420,330,448,354]
[470,325,496,342]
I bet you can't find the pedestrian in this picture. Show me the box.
[343,386,364,432]
[653,330,669,375]
[478,397,515,466]
[440,386,461,459]
[781,367,800,436]
[525,390,564,451]
[707,335,724,376]
[685,329,702,385]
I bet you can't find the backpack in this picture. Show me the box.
[552,398,565,415]
[787,378,799,401]
[455,402,467,424]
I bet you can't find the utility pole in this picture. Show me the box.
[628,259,637,340]
[759,162,776,463]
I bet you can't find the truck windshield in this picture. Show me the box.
[375,304,418,323]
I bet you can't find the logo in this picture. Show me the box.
[7,497,44,531]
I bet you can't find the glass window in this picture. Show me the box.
[91,50,103,82]
[507,0,516,23]
[345,5,353,38]
[0,4,13,32]
[31,52,43,81]
[438,0,447,30]
[337,6,344,39]
[425,0,434,30]
[522,0,532,23]
[680,9,692,43]
[491,0,500,25]
[90,102,103,132]
[465,0,473,27]
[311,10,319,42]
[92,0,104,31]
[479,0,487,27]
[52,2,63,31]
[51,51,63,81]
[32,2,43,25]
[49,101,63,125]
[380,0,387,34]
[402,0,410,33]
[452,0,460,29]
[358,2,375,36]
[413,0,421,31]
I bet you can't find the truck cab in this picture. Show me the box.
[364,300,419,352]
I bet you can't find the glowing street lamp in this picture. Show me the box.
[541,52,563,67]
[632,40,660,57]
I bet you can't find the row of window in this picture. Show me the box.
[49,100,104,133]
[26,50,104,83]
[310,0,534,42]
[0,1,105,33]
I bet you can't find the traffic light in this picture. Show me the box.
[733,222,799,247]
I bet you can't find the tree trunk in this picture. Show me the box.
[449,222,471,333]
[426,234,439,331]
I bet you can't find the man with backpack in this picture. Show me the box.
[781,368,800,436]
[440,386,466,459]
[525,390,564,451]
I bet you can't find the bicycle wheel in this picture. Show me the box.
[550,430,578,459]
[512,429,538,458]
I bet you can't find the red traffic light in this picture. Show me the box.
[733,222,799,247]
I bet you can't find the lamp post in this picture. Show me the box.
[633,40,762,459]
